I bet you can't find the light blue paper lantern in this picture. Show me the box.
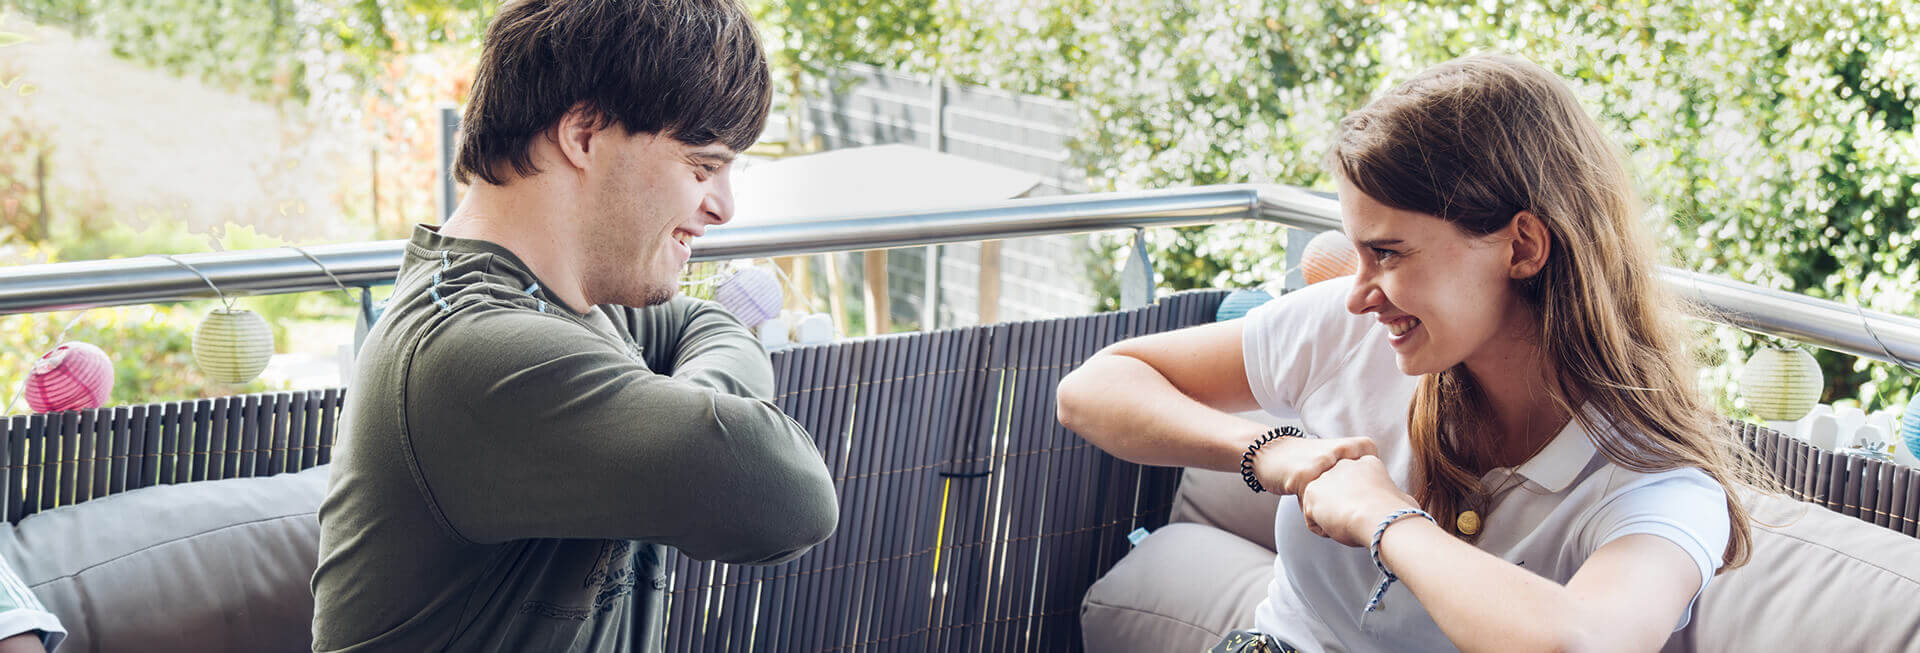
[1902,394,1920,462]
[1215,288,1274,322]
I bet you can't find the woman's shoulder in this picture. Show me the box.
[1244,276,1380,350]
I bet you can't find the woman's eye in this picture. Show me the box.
[1370,247,1398,263]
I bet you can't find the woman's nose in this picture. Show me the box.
[1346,277,1383,316]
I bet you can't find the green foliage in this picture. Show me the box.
[1,0,493,102]
[775,0,1920,411]
[6,0,1914,412]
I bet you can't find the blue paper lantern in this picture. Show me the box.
[1902,394,1920,462]
[1215,288,1274,322]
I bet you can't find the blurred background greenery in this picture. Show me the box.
[0,0,1913,416]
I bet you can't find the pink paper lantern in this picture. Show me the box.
[1301,230,1359,285]
[23,341,114,413]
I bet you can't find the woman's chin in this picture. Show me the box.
[1393,353,1442,377]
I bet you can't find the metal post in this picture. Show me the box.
[437,105,460,222]
[1120,228,1155,309]
[1284,227,1311,291]
[922,75,948,330]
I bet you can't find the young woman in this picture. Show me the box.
[1057,53,1757,653]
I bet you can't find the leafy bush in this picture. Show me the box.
[769,0,1920,412]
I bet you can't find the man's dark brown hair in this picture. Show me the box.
[454,0,771,186]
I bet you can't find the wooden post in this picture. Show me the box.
[978,240,1002,325]
[822,253,847,335]
[863,250,889,335]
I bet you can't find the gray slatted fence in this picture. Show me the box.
[0,388,341,523]
[2,293,1916,651]
[661,288,1220,652]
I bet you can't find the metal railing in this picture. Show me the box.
[0,183,1915,366]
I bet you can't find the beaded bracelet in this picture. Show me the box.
[1238,426,1303,493]
[1364,508,1435,614]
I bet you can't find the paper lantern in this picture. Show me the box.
[1301,230,1359,285]
[1739,347,1823,421]
[23,342,113,413]
[194,308,275,384]
[1215,288,1274,322]
[715,266,783,327]
[1901,395,1920,466]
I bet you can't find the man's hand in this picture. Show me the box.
[1298,455,1420,547]
[1254,435,1378,496]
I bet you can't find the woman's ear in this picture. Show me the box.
[1507,210,1550,280]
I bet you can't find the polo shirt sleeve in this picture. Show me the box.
[0,553,63,652]
[1240,276,1372,421]
[1578,470,1731,631]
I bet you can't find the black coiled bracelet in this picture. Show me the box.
[1239,425,1304,493]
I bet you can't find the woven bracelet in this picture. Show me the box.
[1238,426,1303,493]
[1364,508,1435,614]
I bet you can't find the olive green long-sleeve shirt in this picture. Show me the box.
[312,226,837,652]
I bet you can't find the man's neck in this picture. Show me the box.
[438,179,593,314]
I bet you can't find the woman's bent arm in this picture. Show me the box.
[1056,320,1277,472]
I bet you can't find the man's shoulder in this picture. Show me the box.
[364,295,601,379]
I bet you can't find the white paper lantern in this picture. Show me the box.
[1739,347,1823,421]
[194,308,275,384]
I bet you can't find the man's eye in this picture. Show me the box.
[1370,247,1398,263]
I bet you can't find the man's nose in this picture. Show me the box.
[704,172,735,225]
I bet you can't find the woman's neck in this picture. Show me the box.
[1461,336,1570,471]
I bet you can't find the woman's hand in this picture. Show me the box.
[1298,455,1420,547]
[1254,435,1379,496]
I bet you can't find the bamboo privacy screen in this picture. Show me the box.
[1737,420,1920,536]
[0,291,1915,651]
[660,289,1227,652]
[0,389,342,522]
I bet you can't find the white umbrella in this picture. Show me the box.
[722,144,1043,334]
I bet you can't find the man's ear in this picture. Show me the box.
[549,103,600,173]
[1507,210,1550,280]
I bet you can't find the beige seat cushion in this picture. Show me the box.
[1082,522,1274,652]
[1664,489,1920,652]
[0,466,329,653]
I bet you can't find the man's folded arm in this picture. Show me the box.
[612,297,775,400]
[405,309,838,564]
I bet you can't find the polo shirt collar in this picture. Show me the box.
[1512,404,1601,493]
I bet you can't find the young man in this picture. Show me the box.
[310,1,838,651]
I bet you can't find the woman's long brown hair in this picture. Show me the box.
[1327,53,1760,571]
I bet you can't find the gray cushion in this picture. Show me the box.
[0,466,328,653]
[1169,468,1282,552]
[1664,489,1920,652]
[1115,481,1920,652]
[1082,523,1274,652]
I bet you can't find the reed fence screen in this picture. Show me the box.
[2,290,1914,652]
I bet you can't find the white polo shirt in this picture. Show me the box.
[1241,277,1730,652]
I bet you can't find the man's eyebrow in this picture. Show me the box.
[689,150,736,165]
[1355,238,1403,248]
